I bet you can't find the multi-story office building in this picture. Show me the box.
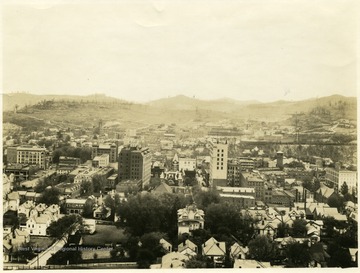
[241,171,266,201]
[91,143,118,163]
[16,145,47,169]
[325,167,357,193]
[227,158,255,186]
[118,145,152,187]
[209,140,228,187]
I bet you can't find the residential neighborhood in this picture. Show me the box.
[2,117,358,269]
[2,0,358,270]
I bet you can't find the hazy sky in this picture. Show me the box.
[2,0,358,102]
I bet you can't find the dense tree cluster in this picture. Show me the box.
[47,215,83,239]
[52,146,92,164]
[117,192,188,238]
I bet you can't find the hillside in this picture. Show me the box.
[2,93,356,133]
[2,92,129,112]
[147,95,260,113]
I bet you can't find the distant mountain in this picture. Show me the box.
[2,92,356,123]
[147,94,356,120]
[2,92,129,112]
[147,95,260,113]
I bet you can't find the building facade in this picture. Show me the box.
[177,204,205,235]
[179,157,197,171]
[14,145,47,169]
[118,145,152,187]
[91,143,118,163]
[209,140,228,187]
[325,167,357,193]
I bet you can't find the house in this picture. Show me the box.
[178,239,198,257]
[306,220,323,242]
[25,214,53,236]
[3,229,30,262]
[7,192,20,211]
[315,185,336,203]
[160,238,172,253]
[29,203,48,218]
[93,205,111,219]
[314,207,347,222]
[254,220,278,238]
[160,252,189,268]
[202,237,226,266]
[177,203,205,235]
[233,259,270,268]
[230,242,249,260]
[44,204,60,220]
[18,200,36,218]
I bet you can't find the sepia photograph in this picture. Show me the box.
[1,0,358,270]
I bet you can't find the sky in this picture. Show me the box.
[1,0,358,103]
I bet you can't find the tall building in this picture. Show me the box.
[241,171,266,201]
[227,158,255,186]
[16,145,47,169]
[209,140,228,187]
[325,167,357,193]
[91,143,118,163]
[118,145,152,187]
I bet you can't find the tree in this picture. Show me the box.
[248,235,279,262]
[185,254,212,268]
[92,175,107,193]
[82,198,95,218]
[291,219,307,237]
[193,190,221,210]
[118,192,187,237]
[47,214,82,239]
[47,247,82,265]
[204,202,242,235]
[12,242,36,262]
[340,182,349,196]
[136,249,155,269]
[327,194,344,209]
[81,180,93,196]
[38,187,61,205]
[277,222,290,238]
[285,241,311,267]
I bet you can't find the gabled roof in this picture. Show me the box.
[230,242,248,258]
[349,248,358,257]
[178,239,197,253]
[202,237,226,256]
[153,182,173,194]
[20,200,35,209]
